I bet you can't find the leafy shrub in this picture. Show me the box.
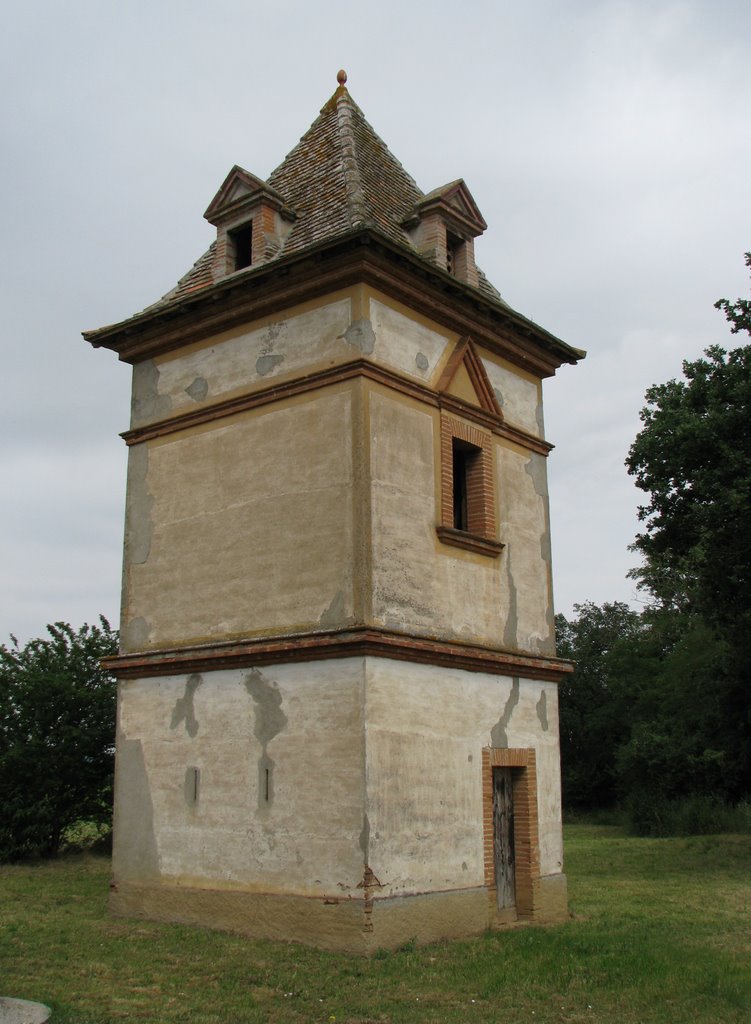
[0,618,118,861]
[627,795,751,837]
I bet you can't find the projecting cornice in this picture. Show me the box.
[104,626,573,683]
[84,228,584,378]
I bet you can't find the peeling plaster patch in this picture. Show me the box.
[536,690,549,731]
[491,677,520,748]
[503,548,518,650]
[254,321,287,376]
[525,455,552,563]
[535,400,545,436]
[170,674,202,737]
[320,590,346,628]
[256,353,285,376]
[118,738,159,879]
[462,861,468,871]
[185,376,208,401]
[467,753,473,762]
[494,387,505,408]
[131,360,172,425]
[122,616,149,651]
[261,321,284,347]
[245,669,288,809]
[415,352,429,372]
[342,317,375,354]
[546,601,556,646]
[125,445,153,565]
[359,813,370,856]
[525,453,549,500]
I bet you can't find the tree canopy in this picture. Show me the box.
[558,254,751,824]
[626,344,751,624]
[0,618,118,861]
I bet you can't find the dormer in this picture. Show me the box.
[403,179,487,289]
[204,165,296,280]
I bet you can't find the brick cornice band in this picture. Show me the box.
[104,626,572,682]
[121,358,552,456]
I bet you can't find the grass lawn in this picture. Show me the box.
[1,825,750,1023]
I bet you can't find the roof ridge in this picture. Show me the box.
[334,87,370,229]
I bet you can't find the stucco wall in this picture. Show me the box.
[368,387,554,652]
[481,354,544,438]
[121,387,355,651]
[364,658,564,895]
[112,656,563,899]
[113,659,367,895]
[130,296,356,429]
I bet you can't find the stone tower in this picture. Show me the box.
[86,72,583,953]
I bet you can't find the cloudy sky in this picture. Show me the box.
[1,0,749,642]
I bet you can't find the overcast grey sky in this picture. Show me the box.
[1,0,749,642]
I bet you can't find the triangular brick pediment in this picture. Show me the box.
[204,165,290,226]
[414,179,487,238]
[437,337,503,417]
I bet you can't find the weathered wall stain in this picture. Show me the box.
[359,813,370,857]
[342,317,375,354]
[491,677,520,748]
[125,445,153,566]
[415,352,429,371]
[535,399,545,436]
[244,669,288,809]
[494,386,505,408]
[116,738,159,880]
[524,455,551,562]
[256,321,287,376]
[121,615,149,651]
[503,548,518,650]
[525,453,556,650]
[536,689,549,731]
[170,674,203,737]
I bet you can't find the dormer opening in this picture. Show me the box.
[228,222,253,271]
[446,232,465,277]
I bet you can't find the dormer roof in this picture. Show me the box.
[150,76,503,307]
[203,166,294,226]
[406,180,488,239]
[85,72,585,373]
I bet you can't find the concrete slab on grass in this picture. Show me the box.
[0,998,51,1024]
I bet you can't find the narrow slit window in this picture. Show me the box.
[185,766,200,807]
[452,438,480,532]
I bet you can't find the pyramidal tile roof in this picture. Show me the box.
[154,74,504,309]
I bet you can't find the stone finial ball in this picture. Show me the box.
[337,69,348,85]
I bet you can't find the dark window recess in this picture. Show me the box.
[446,232,463,276]
[452,438,481,531]
[230,222,253,270]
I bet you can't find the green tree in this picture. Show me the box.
[626,343,751,624]
[556,601,644,809]
[625,254,751,801]
[715,251,751,336]
[0,618,118,861]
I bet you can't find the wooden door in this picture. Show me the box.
[493,766,515,909]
